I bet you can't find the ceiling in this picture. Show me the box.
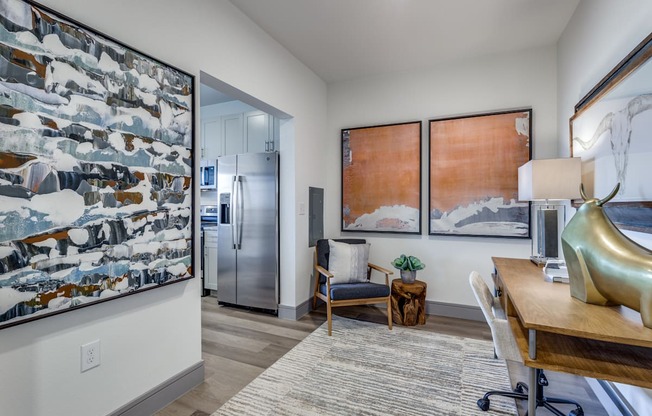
[229,0,580,84]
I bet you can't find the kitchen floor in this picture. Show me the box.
[156,297,607,416]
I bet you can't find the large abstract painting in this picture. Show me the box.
[342,121,421,234]
[429,110,531,237]
[0,0,194,329]
[570,32,652,234]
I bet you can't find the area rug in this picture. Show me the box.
[212,316,518,415]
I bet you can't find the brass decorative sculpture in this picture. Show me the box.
[561,183,652,329]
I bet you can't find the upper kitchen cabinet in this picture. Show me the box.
[244,111,278,153]
[223,113,245,155]
[200,106,279,158]
[201,117,222,160]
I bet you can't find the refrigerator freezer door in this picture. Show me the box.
[236,152,279,310]
[217,154,237,305]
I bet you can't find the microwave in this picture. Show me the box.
[200,160,216,189]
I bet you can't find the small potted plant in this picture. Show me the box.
[391,254,425,283]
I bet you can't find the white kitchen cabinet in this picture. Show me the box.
[203,229,218,291]
[244,111,271,153]
[201,117,222,159]
[223,113,244,155]
[248,111,279,153]
[201,110,278,158]
[271,116,279,151]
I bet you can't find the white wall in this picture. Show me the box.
[0,0,327,414]
[557,0,652,157]
[557,0,652,412]
[326,46,558,307]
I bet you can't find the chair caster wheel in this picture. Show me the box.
[513,384,525,393]
[477,398,490,411]
[569,409,584,416]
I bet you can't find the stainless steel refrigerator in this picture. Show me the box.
[217,152,279,312]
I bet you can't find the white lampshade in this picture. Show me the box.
[518,158,582,201]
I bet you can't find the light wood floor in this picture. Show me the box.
[157,297,607,416]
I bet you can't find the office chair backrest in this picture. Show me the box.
[470,271,496,323]
[469,271,521,362]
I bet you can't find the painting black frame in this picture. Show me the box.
[428,109,532,238]
[570,32,652,234]
[0,0,196,329]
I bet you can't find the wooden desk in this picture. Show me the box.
[492,257,652,415]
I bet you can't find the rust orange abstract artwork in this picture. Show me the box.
[342,122,421,234]
[429,110,531,237]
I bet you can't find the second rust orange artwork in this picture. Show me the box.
[429,110,531,238]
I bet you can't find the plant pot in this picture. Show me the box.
[400,270,417,283]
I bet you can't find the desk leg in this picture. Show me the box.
[528,367,537,415]
[528,329,537,415]
[528,329,537,359]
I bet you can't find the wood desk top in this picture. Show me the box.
[493,257,652,388]
[492,257,652,348]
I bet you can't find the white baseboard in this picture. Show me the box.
[109,361,204,416]
[303,297,483,322]
[279,299,311,320]
[425,300,484,321]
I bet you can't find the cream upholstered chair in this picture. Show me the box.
[469,271,584,416]
[312,239,393,336]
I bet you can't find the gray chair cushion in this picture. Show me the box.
[319,282,390,301]
[316,238,366,284]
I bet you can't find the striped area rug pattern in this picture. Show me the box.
[212,316,518,415]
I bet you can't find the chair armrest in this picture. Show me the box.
[368,263,393,286]
[369,263,393,275]
[315,264,333,279]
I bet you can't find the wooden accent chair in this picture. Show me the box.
[469,271,584,415]
[312,239,393,336]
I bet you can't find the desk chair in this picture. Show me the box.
[469,271,584,416]
[312,239,393,336]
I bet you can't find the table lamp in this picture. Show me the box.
[518,158,582,266]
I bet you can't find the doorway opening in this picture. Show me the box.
[198,71,293,311]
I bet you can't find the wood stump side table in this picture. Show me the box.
[391,279,427,326]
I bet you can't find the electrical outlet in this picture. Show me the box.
[81,340,101,372]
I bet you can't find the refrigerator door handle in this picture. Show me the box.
[231,175,237,249]
[237,175,244,250]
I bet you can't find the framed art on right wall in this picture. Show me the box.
[570,32,652,233]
